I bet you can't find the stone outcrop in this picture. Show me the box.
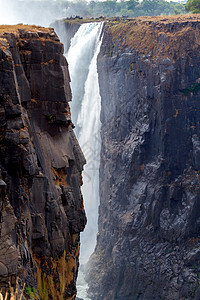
[0,25,86,299]
[86,15,200,300]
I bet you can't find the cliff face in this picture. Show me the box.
[87,15,200,300]
[0,25,86,299]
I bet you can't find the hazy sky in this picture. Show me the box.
[0,0,67,26]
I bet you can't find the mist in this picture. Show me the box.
[0,0,86,27]
[0,0,186,28]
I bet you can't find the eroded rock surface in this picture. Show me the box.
[0,25,86,299]
[87,15,200,300]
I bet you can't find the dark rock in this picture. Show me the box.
[0,25,86,299]
[86,16,200,300]
[0,180,6,186]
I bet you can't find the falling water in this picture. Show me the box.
[66,22,103,299]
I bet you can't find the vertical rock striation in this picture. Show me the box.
[87,15,200,300]
[0,25,86,299]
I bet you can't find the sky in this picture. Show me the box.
[0,0,67,26]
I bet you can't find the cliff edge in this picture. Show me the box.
[87,15,200,300]
[0,25,86,299]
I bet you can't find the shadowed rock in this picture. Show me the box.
[86,15,200,300]
[0,25,86,299]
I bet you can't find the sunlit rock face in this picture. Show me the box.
[0,25,86,299]
[87,15,200,300]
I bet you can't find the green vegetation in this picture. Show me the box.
[25,285,38,299]
[46,114,56,122]
[182,83,200,95]
[61,0,186,18]
[14,0,188,21]
[185,0,200,13]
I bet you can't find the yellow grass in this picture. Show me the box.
[0,278,25,300]
[0,24,52,35]
[104,14,200,59]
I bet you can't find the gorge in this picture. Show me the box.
[55,15,200,300]
[1,11,200,300]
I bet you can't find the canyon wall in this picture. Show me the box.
[87,15,200,300]
[2,15,200,300]
[0,25,86,299]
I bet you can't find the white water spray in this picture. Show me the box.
[0,0,66,26]
[66,22,103,299]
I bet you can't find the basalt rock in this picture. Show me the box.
[0,25,86,299]
[86,15,200,300]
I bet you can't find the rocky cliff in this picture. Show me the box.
[86,15,200,300]
[0,25,86,299]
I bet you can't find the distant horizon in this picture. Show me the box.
[0,0,188,27]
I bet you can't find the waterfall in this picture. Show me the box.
[66,22,103,299]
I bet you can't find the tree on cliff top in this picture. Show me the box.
[185,0,200,13]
